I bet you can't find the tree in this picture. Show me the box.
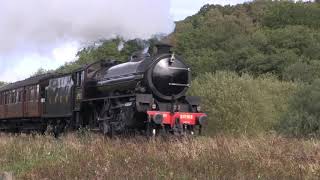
[0,81,7,87]
[57,38,149,73]
[170,0,320,81]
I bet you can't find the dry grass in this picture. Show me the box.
[0,133,319,180]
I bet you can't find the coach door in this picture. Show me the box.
[24,85,40,117]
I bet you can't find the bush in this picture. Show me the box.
[278,79,320,137]
[189,71,298,136]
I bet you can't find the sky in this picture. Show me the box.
[0,0,250,82]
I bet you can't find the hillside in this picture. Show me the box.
[172,0,320,81]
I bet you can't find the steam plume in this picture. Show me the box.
[0,0,174,53]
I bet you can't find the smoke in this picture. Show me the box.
[0,0,173,53]
[0,0,174,81]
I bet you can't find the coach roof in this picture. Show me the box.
[0,73,54,92]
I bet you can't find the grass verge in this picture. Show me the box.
[0,133,319,179]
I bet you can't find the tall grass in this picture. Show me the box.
[0,134,319,179]
[189,71,298,135]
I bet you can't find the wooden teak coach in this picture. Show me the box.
[0,74,53,130]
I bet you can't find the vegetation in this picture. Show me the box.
[189,72,298,136]
[279,80,320,137]
[173,0,320,137]
[0,81,6,87]
[172,1,320,81]
[0,134,319,179]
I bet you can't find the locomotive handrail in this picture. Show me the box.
[168,83,191,87]
[82,94,135,102]
[168,67,191,71]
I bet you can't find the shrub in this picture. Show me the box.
[189,71,298,136]
[278,79,320,137]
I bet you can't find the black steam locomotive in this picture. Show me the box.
[0,44,207,136]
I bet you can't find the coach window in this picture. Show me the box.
[27,87,31,102]
[12,90,15,104]
[29,87,31,102]
[36,85,39,102]
[8,91,11,104]
[0,92,2,105]
[13,90,16,104]
[34,85,38,102]
[3,92,5,105]
[16,90,18,103]
[18,90,23,103]
[7,92,9,104]
[17,90,22,103]
[26,88,29,101]
[31,86,34,102]
[1,92,3,105]
[9,91,11,104]
[10,91,13,104]
[6,92,9,104]
[5,92,7,105]
[14,90,17,104]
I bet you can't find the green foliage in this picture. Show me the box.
[262,1,320,29]
[175,1,320,137]
[189,71,298,135]
[32,68,54,77]
[283,61,320,83]
[278,80,320,137]
[57,38,149,73]
[0,82,4,86]
[172,1,320,82]
[0,81,7,87]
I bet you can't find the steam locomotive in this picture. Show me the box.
[0,44,207,136]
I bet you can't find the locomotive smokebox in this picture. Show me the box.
[147,49,191,101]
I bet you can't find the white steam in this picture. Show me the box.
[0,0,174,53]
[0,0,174,81]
